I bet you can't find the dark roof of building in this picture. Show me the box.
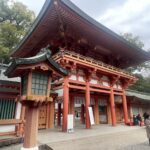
[5,47,68,77]
[126,89,150,102]
[11,0,150,68]
[0,80,20,86]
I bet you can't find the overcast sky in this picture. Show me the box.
[16,0,150,50]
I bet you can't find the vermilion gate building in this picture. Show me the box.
[2,0,150,133]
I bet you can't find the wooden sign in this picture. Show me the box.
[88,107,95,125]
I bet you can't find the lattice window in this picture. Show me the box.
[32,72,48,95]
[0,99,16,120]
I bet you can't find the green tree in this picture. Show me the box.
[130,74,150,93]
[0,0,35,63]
[121,33,150,92]
[121,33,144,49]
[121,33,150,73]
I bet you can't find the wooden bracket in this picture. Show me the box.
[122,79,134,89]
[110,75,120,87]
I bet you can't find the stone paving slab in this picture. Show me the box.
[0,125,148,150]
[117,142,150,150]
[38,124,143,144]
[47,127,148,150]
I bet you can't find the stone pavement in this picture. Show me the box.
[38,124,143,144]
[1,124,150,150]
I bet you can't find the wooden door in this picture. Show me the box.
[38,105,47,129]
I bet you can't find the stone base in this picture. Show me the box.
[21,146,38,150]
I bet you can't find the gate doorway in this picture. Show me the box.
[99,106,108,124]
[116,104,123,123]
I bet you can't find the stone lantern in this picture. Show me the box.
[5,47,68,150]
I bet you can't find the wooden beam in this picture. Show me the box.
[90,88,110,94]
[114,92,123,96]
[69,85,86,90]
[59,54,136,80]
[0,119,22,125]
[69,79,86,85]
[90,83,110,90]
[0,131,16,136]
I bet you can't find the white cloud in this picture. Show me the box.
[97,0,150,50]
[98,0,150,24]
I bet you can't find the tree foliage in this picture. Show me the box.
[0,0,35,63]
[121,33,150,73]
[121,33,150,93]
[121,33,144,49]
[130,74,150,93]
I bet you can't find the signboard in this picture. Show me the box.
[67,114,74,133]
[88,107,95,125]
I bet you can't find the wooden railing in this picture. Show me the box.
[0,119,24,136]
[53,50,137,79]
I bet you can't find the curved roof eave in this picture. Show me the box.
[11,0,150,61]
[6,49,68,77]
[61,0,150,59]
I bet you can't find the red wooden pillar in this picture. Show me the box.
[23,106,39,149]
[62,76,69,132]
[94,97,99,125]
[81,104,85,124]
[57,103,61,126]
[85,78,91,129]
[122,90,128,124]
[69,96,75,115]
[69,96,75,126]
[110,88,116,126]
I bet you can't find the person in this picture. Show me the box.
[144,113,150,145]
[143,112,148,122]
[133,115,138,125]
[136,114,142,126]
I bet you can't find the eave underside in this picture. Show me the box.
[12,0,150,69]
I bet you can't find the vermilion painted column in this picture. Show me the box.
[107,102,112,124]
[85,78,91,129]
[81,104,85,124]
[94,97,99,125]
[57,103,61,126]
[69,96,75,115]
[69,96,75,126]
[122,90,128,124]
[69,96,72,113]
[110,88,116,126]
[23,106,39,149]
[62,76,69,132]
